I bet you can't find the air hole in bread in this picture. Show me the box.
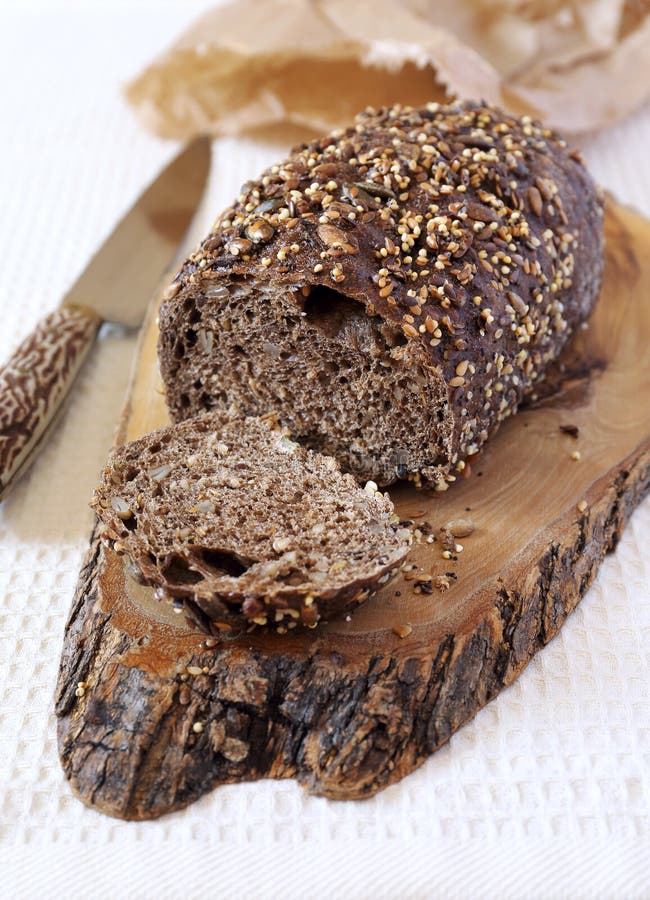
[303,285,366,339]
[198,548,252,577]
[379,325,408,349]
[162,555,203,585]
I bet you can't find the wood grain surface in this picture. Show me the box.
[56,199,650,819]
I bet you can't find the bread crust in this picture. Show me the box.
[159,101,604,488]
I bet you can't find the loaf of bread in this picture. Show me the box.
[92,414,411,631]
[159,101,604,489]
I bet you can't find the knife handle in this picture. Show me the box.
[0,304,101,500]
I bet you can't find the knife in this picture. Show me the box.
[0,137,211,501]
[0,137,210,500]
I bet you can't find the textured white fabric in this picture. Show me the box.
[0,3,649,898]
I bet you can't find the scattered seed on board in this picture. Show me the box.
[443,517,475,538]
[393,624,413,638]
[433,575,451,591]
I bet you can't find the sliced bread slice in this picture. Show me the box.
[92,413,411,633]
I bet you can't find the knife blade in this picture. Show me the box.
[0,137,211,500]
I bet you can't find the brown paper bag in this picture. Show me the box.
[126,0,650,139]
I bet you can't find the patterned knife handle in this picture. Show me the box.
[0,304,101,500]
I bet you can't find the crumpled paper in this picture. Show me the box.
[125,0,650,139]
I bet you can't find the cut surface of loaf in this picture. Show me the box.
[92,414,411,632]
[159,101,604,488]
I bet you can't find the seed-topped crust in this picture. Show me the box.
[159,100,604,488]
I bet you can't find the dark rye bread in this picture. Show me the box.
[158,101,604,489]
[91,414,411,632]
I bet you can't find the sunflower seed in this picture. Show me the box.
[245,219,275,243]
[150,464,172,482]
[111,496,133,519]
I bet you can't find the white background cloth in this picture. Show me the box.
[0,2,649,897]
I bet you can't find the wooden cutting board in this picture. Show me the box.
[55,199,650,820]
